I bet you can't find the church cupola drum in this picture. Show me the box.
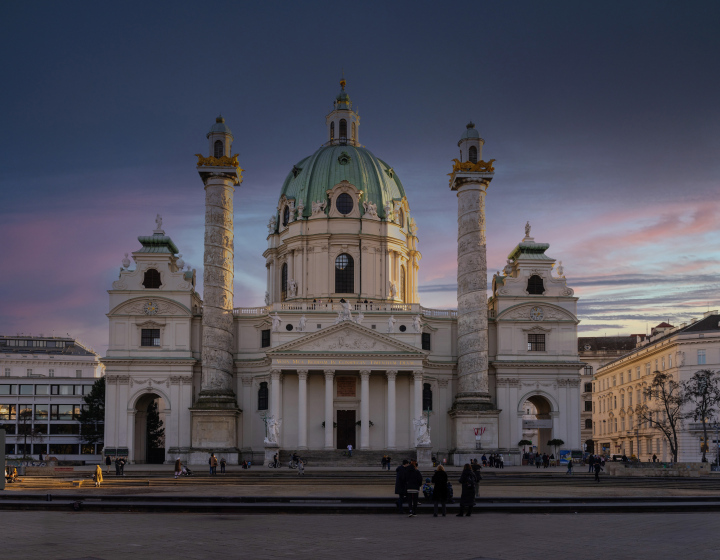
[195,116,242,405]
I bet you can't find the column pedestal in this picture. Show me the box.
[416,445,433,469]
[263,442,280,467]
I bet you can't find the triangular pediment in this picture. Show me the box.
[267,321,427,356]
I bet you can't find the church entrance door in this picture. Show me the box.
[336,410,356,450]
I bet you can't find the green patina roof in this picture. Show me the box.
[279,145,406,219]
[136,234,179,254]
[508,240,553,261]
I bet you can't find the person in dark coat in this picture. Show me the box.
[394,459,410,513]
[404,461,423,517]
[457,463,476,517]
[431,465,449,517]
[105,455,112,474]
[594,462,603,482]
[471,459,482,498]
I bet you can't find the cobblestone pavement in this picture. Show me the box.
[5,511,719,560]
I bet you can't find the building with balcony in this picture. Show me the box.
[592,313,720,461]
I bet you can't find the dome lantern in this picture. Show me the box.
[326,77,360,147]
[457,121,484,163]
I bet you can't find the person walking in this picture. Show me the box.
[405,461,423,517]
[297,458,305,475]
[395,459,409,514]
[174,457,182,479]
[432,464,448,517]
[535,454,542,469]
[105,454,112,474]
[457,464,476,517]
[94,464,103,488]
[386,455,392,471]
[114,456,121,476]
[220,457,226,474]
[347,443,353,457]
[594,461,603,482]
[119,457,125,475]
[209,453,218,475]
[566,458,573,475]
[588,454,595,473]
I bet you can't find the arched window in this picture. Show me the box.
[468,145,478,163]
[142,268,161,289]
[527,274,544,295]
[281,263,288,301]
[351,122,356,141]
[283,205,290,227]
[400,266,406,303]
[213,140,224,158]
[339,119,347,143]
[335,253,354,293]
[330,121,335,140]
[422,383,433,411]
[398,208,404,227]
[336,193,353,214]
[258,382,268,410]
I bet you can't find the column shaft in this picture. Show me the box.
[386,370,397,449]
[270,369,282,418]
[324,370,334,449]
[360,370,371,449]
[297,370,308,449]
[413,371,423,420]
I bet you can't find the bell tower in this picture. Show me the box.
[190,116,243,463]
[448,122,500,464]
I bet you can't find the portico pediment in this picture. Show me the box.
[267,321,427,357]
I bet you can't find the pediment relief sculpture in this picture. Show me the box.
[111,298,191,317]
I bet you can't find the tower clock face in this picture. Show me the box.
[530,306,543,321]
[143,301,159,315]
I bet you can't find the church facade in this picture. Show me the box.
[102,82,582,465]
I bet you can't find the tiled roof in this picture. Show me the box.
[578,336,637,353]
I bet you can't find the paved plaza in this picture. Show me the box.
[4,511,719,559]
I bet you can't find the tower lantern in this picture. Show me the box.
[207,115,234,158]
[458,121,484,164]
[325,78,360,146]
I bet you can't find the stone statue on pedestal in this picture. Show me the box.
[414,416,431,446]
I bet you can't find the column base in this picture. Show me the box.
[415,445,433,469]
[451,392,495,411]
[264,443,280,467]
[190,407,241,450]
[449,408,500,464]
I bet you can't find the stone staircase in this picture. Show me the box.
[274,449,418,467]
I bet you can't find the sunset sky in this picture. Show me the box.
[1,1,719,355]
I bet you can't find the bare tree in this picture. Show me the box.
[637,371,687,462]
[683,369,720,462]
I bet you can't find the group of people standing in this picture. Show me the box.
[523,452,554,468]
[104,455,126,475]
[394,460,480,517]
[479,453,504,468]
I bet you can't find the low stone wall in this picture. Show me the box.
[605,462,712,477]
[23,466,78,477]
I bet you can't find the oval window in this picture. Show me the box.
[336,193,353,215]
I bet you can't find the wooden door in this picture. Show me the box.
[336,410,356,450]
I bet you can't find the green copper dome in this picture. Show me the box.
[279,145,406,219]
[460,121,480,140]
[207,115,233,138]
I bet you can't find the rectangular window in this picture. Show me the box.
[5,444,15,455]
[628,417,633,429]
[33,444,47,455]
[50,404,74,420]
[613,376,616,387]
[527,334,545,352]
[34,423,48,434]
[35,385,48,395]
[621,418,625,431]
[141,329,161,347]
[0,384,13,395]
[584,401,593,412]
[0,404,16,420]
[58,385,74,395]
[49,444,79,455]
[668,355,672,368]
[620,373,624,384]
[50,423,80,435]
[35,404,48,420]
[621,394,624,407]
[76,370,82,378]
[3,368,9,377]
[661,357,665,370]
[82,384,93,395]
[81,444,97,455]
[584,365,593,376]
[645,363,651,376]
[49,368,54,378]
[26,369,32,376]
[628,393,632,406]
[636,367,640,379]
[698,350,706,365]
[584,383,593,393]
[72,404,82,419]
[19,384,34,395]
[421,332,431,351]
[261,329,271,348]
